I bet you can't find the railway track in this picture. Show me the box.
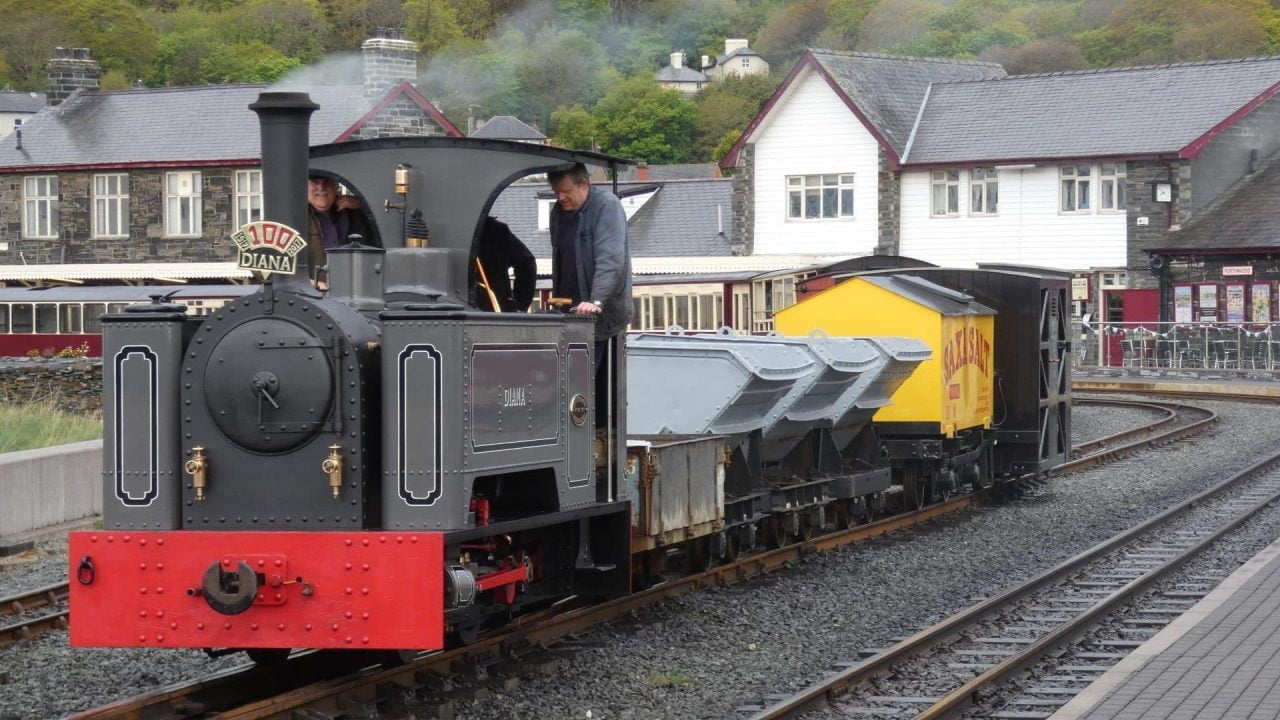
[0,582,68,648]
[741,421,1280,720]
[57,394,1221,719]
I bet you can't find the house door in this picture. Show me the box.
[1102,289,1159,366]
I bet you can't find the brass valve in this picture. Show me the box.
[184,446,208,501]
[322,444,343,499]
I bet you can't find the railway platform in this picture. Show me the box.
[1052,534,1280,720]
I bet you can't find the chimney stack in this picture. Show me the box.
[362,28,418,98]
[725,38,749,55]
[670,52,684,70]
[701,54,710,70]
[636,162,649,181]
[46,47,99,106]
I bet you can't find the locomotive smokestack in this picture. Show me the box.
[249,92,319,293]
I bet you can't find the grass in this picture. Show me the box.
[647,672,692,688]
[0,399,101,454]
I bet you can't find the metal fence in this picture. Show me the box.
[1072,321,1280,372]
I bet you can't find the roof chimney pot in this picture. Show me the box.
[362,33,419,98]
[45,47,99,106]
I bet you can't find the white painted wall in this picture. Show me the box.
[0,112,34,139]
[899,165,1127,270]
[751,68,881,256]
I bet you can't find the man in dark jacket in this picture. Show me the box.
[548,162,633,434]
[306,174,372,289]
[476,217,537,312]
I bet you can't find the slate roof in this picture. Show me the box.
[717,47,763,64]
[1152,148,1280,251]
[489,179,734,258]
[808,50,1006,158]
[470,115,545,141]
[906,56,1280,164]
[0,91,44,114]
[655,65,708,83]
[0,81,457,170]
[616,163,721,181]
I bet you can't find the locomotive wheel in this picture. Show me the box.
[379,649,420,669]
[900,466,926,511]
[860,495,878,524]
[245,648,291,665]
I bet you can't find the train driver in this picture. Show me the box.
[306,173,373,290]
[475,216,537,312]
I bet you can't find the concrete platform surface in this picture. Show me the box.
[1052,534,1280,720]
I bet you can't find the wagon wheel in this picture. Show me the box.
[798,512,816,542]
[725,528,743,561]
[767,516,788,549]
[688,537,714,573]
[859,494,878,524]
[900,465,926,511]
[245,648,291,665]
[834,500,853,530]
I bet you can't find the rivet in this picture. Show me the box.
[157,563,164,570]
[156,587,164,595]
[345,636,353,644]
[361,587,370,595]
[139,587,147,594]
[156,635,164,642]
[107,535,114,542]
[345,539,353,546]
[361,637,370,644]
[250,623,259,631]
[170,622,178,630]
[225,622,232,630]
[139,635,147,643]
[362,563,370,571]
[305,624,313,631]
[257,560,266,567]
[156,611,164,618]
[277,623,286,631]
[123,535,131,542]
[139,610,147,618]
[274,560,283,567]
[362,539,369,546]
[197,622,205,630]
[332,623,339,631]
[345,563,353,570]
[139,538,147,546]
[91,536,98,543]
[345,611,353,619]
[411,536,418,543]
[361,612,370,620]
[345,587,353,595]
[139,563,147,570]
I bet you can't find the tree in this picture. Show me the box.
[513,27,610,129]
[981,36,1086,74]
[824,0,878,49]
[325,0,406,50]
[550,105,599,150]
[693,74,778,161]
[201,42,303,83]
[405,0,465,56]
[755,0,831,65]
[592,76,697,163]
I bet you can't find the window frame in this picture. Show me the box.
[1060,164,1093,214]
[92,173,129,239]
[785,174,854,222]
[1099,163,1127,212]
[22,175,59,239]
[233,169,263,229]
[930,169,960,217]
[164,170,203,237]
[969,167,998,216]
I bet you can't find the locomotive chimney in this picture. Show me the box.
[249,91,319,294]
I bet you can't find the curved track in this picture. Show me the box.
[66,394,1222,719]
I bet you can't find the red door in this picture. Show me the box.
[1102,289,1159,366]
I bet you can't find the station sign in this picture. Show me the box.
[1222,266,1254,277]
[231,221,306,276]
[1071,277,1090,301]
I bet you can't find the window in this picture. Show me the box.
[35,304,57,333]
[970,168,997,215]
[1100,163,1126,211]
[930,170,959,216]
[23,176,58,238]
[786,174,854,220]
[233,170,263,228]
[84,304,107,334]
[60,304,82,333]
[742,57,751,68]
[165,171,202,236]
[1061,165,1092,212]
[11,304,32,333]
[0,305,8,333]
[732,289,750,332]
[93,174,129,238]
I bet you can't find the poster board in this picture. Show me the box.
[1226,283,1245,323]
[1174,284,1193,324]
[1197,284,1218,322]
[1252,283,1271,323]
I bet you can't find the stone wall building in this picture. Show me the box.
[723,50,1280,324]
[0,33,461,272]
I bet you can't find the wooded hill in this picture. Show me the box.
[5,0,1278,164]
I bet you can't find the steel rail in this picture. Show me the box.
[1054,401,1216,474]
[69,399,1222,719]
[748,429,1280,720]
[0,582,70,648]
[1071,398,1176,457]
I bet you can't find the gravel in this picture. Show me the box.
[1,398,1277,720]
[1071,398,1169,447]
